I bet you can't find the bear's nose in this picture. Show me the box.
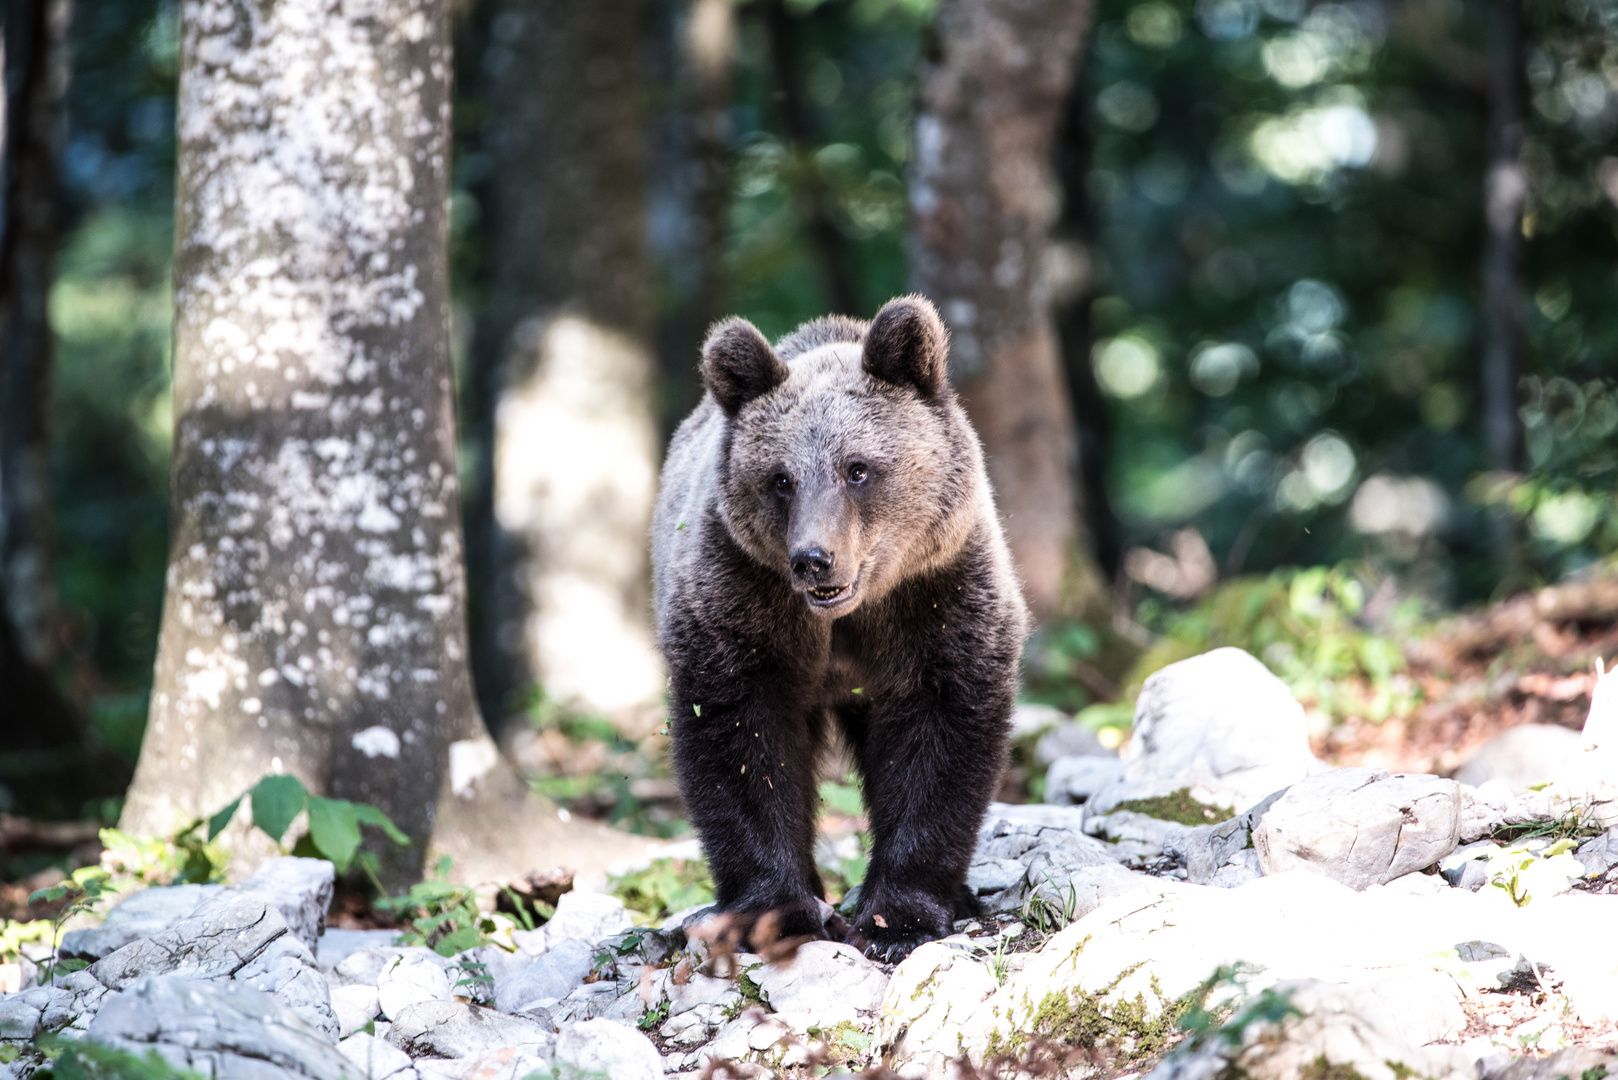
[790,547,835,582]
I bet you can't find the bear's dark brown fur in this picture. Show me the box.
[651,295,1028,961]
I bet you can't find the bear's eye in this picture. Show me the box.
[772,473,793,496]
[846,463,869,485]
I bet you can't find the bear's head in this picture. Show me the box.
[702,295,982,617]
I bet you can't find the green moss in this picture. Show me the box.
[722,967,767,1019]
[1300,1056,1371,1080]
[1024,967,1186,1059]
[607,857,714,923]
[1112,788,1234,826]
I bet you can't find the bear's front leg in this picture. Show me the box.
[669,685,828,942]
[847,679,1013,963]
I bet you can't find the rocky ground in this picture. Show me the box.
[3,646,1617,1080]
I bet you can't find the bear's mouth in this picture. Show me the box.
[805,583,855,609]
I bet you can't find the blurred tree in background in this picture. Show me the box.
[5,0,1616,824]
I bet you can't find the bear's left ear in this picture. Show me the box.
[862,295,948,397]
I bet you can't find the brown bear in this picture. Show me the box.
[651,295,1028,962]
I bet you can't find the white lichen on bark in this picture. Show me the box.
[124,0,463,884]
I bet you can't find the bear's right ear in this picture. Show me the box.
[702,318,790,416]
[862,295,948,397]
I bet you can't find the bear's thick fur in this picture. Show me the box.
[651,295,1028,961]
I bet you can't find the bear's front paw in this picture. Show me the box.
[847,895,950,963]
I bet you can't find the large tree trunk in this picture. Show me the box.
[0,0,68,667]
[1481,0,1526,574]
[466,0,665,740]
[124,0,647,889]
[909,0,1107,625]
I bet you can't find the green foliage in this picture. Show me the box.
[608,858,715,925]
[27,866,115,984]
[521,693,689,840]
[637,996,671,1032]
[206,774,410,874]
[0,919,56,964]
[1021,877,1083,936]
[1484,838,1587,908]
[1129,564,1420,722]
[98,821,222,887]
[377,856,502,956]
[1111,787,1234,825]
[32,1035,203,1080]
[816,779,871,898]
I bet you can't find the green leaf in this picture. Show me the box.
[207,795,244,841]
[28,884,70,905]
[250,774,308,844]
[353,802,411,846]
[306,797,362,872]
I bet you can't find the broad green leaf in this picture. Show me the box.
[207,795,244,841]
[353,802,411,846]
[306,797,362,872]
[250,774,308,844]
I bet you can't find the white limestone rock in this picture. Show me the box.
[1033,721,1109,766]
[233,857,337,954]
[317,929,403,974]
[969,803,1121,911]
[385,999,556,1060]
[87,891,337,1040]
[0,986,77,1043]
[336,1031,414,1080]
[1576,827,1618,878]
[513,889,632,956]
[1109,647,1321,812]
[1252,768,1461,889]
[59,884,223,961]
[1162,788,1289,886]
[330,984,381,1039]
[752,942,888,1027]
[878,943,999,1076]
[376,951,453,1021]
[554,1018,663,1080]
[1042,755,1124,805]
[1141,979,1475,1080]
[1454,724,1584,794]
[86,974,352,1080]
[492,937,595,1017]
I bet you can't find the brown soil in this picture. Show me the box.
[1314,577,1618,775]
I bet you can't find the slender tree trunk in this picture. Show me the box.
[0,0,127,816]
[123,0,646,888]
[910,0,1107,625]
[1051,58,1120,578]
[0,0,68,667]
[465,0,664,740]
[758,0,861,316]
[652,0,735,436]
[1482,0,1526,574]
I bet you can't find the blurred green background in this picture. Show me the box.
[45,0,1618,778]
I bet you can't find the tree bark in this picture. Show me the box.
[1481,0,1526,574]
[0,0,68,667]
[652,0,736,436]
[909,0,1107,625]
[123,0,648,889]
[1051,57,1120,578]
[465,0,665,740]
